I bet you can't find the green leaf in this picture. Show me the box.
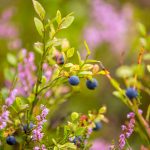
[34,42,43,54]
[7,53,17,66]
[63,143,76,149]
[137,22,146,36]
[15,97,23,107]
[75,127,85,136]
[99,106,107,113]
[78,71,92,75]
[143,54,150,60]
[49,22,56,38]
[110,78,121,91]
[132,64,144,77]
[4,68,15,81]
[86,60,100,63]
[34,17,44,37]
[84,40,91,55]
[71,112,79,121]
[56,10,61,24]
[60,16,74,29]
[113,91,124,99]
[28,94,35,103]
[147,65,150,72]
[77,51,82,64]
[32,0,45,20]
[116,66,133,78]
[64,63,74,68]
[67,48,74,58]
[46,39,62,48]
[146,105,150,121]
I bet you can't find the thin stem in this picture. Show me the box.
[30,19,46,116]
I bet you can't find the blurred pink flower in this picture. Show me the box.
[0,7,22,50]
[90,139,109,150]
[32,105,49,142]
[17,49,37,97]
[84,0,134,54]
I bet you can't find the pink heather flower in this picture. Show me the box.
[83,0,134,54]
[0,105,10,130]
[43,63,52,82]
[118,112,135,149]
[0,8,18,39]
[33,147,40,150]
[5,89,18,106]
[33,144,47,150]
[0,7,22,50]
[90,139,109,150]
[17,49,36,97]
[32,105,49,141]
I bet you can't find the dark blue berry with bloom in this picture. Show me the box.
[93,122,102,131]
[6,136,16,145]
[73,136,82,145]
[125,87,138,100]
[86,78,98,90]
[57,55,64,65]
[23,122,34,133]
[69,76,80,86]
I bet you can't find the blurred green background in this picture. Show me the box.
[0,0,150,149]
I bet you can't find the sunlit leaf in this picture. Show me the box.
[146,105,150,121]
[116,66,133,78]
[84,40,91,55]
[7,53,17,66]
[78,71,92,75]
[64,63,74,68]
[32,0,45,20]
[60,16,74,29]
[34,42,43,54]
[34,17,44,37]
[56,10,61,24]
[147,65,150,72]
[67,48,74,58]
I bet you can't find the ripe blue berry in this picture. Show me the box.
[6,136,16,145]
[57,55,64,65]
[93,122,102,131]
[125,87,138,100]
[69,76,80,86]
[73,136,82,145]
[23,122,34,133]
[86,78,98,90]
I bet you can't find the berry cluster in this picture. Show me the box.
[68,75,98,90]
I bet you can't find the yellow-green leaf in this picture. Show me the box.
[56,10,61,24]
[34,17,44,37]
[7,53,17,66]
[84,40,91,55]
[60,16,74,29]
[67,48,74,58]
[32,0,45,20]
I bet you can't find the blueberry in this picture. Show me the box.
[69,76,80,86]
[93,122,102,131]
[86,78,98,90]
[6,136,16,145]
[73,136,82,145]
[23,122,34,133]
[126,87,138,100]
[57,55,64,65]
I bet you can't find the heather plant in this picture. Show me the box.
[83,0,134,55]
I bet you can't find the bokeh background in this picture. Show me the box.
[0,0,150,149]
